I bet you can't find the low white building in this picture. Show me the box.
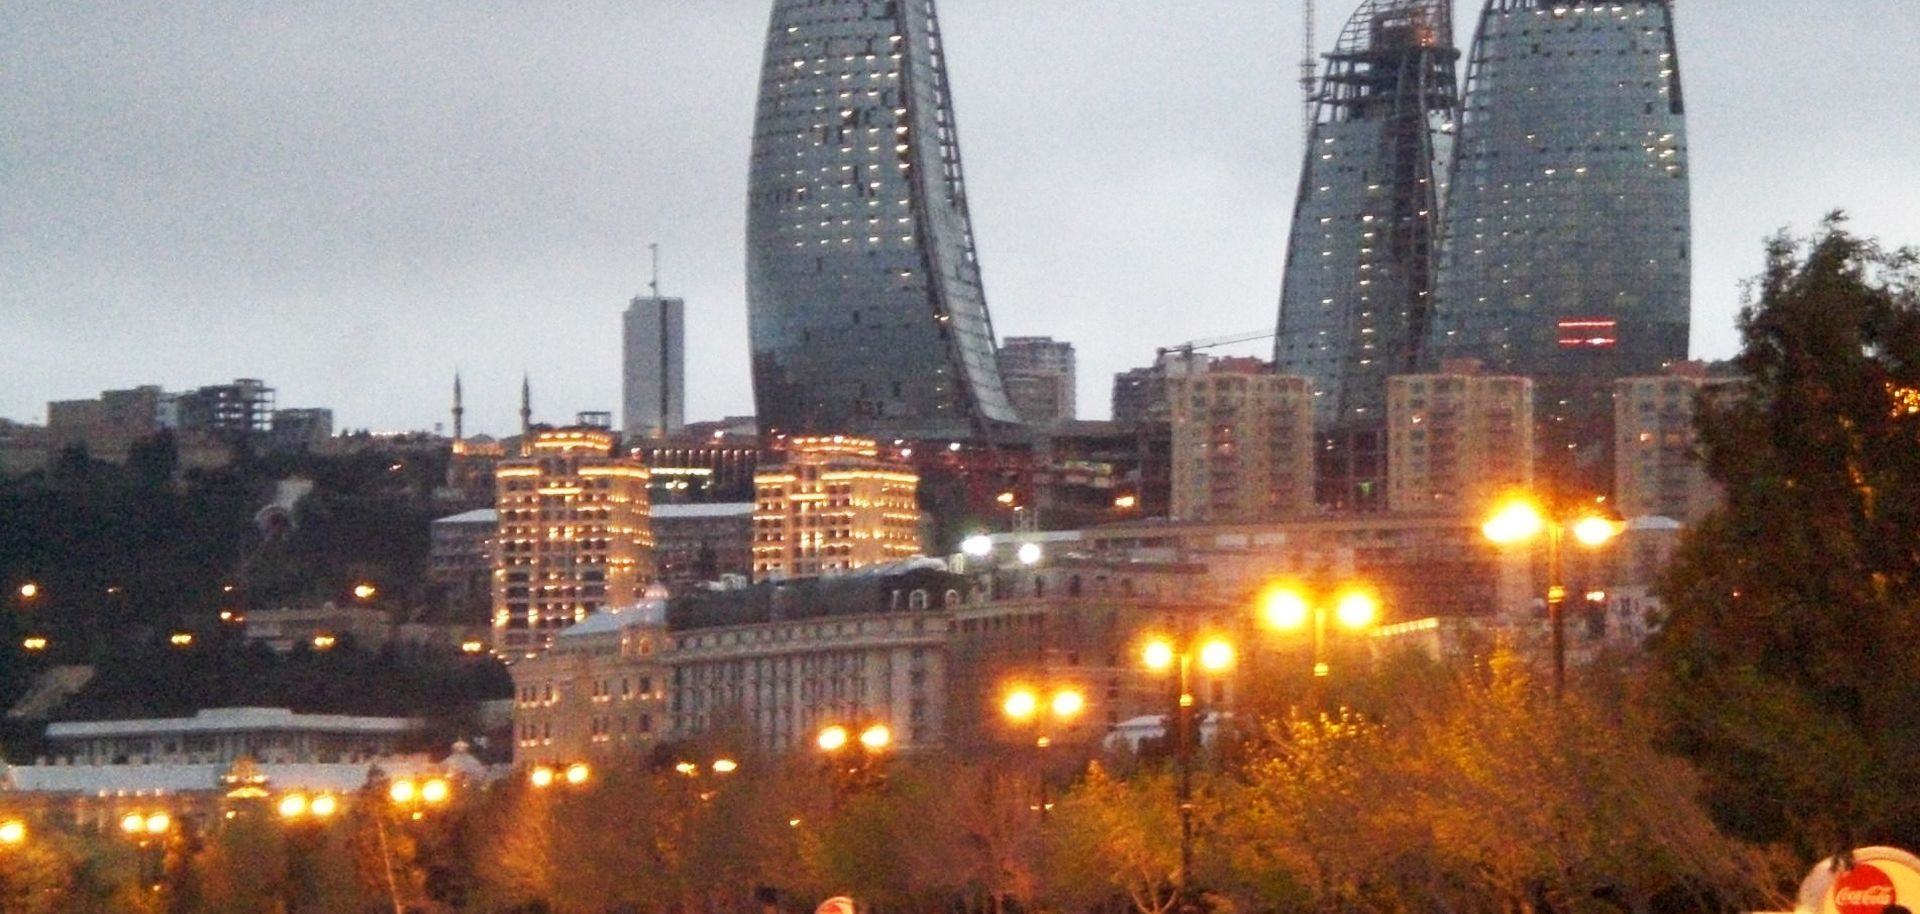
[43,707,421,765]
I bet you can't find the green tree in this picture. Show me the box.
[1652,218,1920,854]
[1046,763,1184,914]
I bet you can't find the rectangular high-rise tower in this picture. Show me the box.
[623,295,685,442]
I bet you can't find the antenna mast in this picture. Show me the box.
[1300,0,1318,136]
[648,242,660,298]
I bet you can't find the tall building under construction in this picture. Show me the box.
[1274,0,1460,511]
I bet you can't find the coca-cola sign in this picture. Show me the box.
[1834,863,1897,914]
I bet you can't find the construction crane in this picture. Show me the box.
[1301,0,1318,137]
[1155,328,1279,363]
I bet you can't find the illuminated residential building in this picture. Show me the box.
[745,0,1019,442]
[1386,360,1533,514]
[752,436,922,581]
[1612,362,1725,524]
[1275,0,1460,511]
[1168,359,1316,522]
[492,426,654,658]
[1432,0,1691,493]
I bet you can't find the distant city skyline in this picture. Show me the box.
[3,2,1916,435]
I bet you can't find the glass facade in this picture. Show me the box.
[1274,0,1459,509]
[1431,0,1690,487]
[746,0,1018,443]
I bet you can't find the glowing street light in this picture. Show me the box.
[390,776,455,813]
[961,534,993,558]
[1142,640,1175,671]
[278,792,339,820]
[1481,493,1622,695]
[1261,582,1380,687]
[1001,683,1086,819]
[121,812,171,836]
[1016,542,1043,566]
[351,583,378,601]
[1198,640,1234,672]
[1482,499,1546,545]
[16,582,39,601]
[0,819,25,846]
[278,794,310,819]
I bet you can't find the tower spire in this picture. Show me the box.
[649,242,660,298]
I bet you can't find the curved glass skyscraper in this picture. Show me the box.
[746,0,1018,442]
[1432,0,1690,489]
[1275,0,1459,509]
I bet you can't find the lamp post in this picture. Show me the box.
[1258,582,1379,711]
[1141,629,1234,904]
[118,811,173,898]
[276,792,340,914]
[1001,685,1085,820]
[817,723,892,800]
[1482,496,1621,696]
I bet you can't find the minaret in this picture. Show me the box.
[520,374,533,442]
[451,372,465,452]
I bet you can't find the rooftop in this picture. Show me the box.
[433,508,498,525]
[45,708,420,740]
[652,502,754,520]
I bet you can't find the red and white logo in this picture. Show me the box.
[1834,863,1897,914]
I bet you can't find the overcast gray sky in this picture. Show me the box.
[4,2,1916,435]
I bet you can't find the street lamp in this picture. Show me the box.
[0,818,25,846]
[389,775,454,818]
[278,792,340,820]
[817,723,892,796]
[1259,582,1379,706]
[1001,684,1085,819]
[1140,629,1234,903]
[528,763,590,790]
[1481,495,1621,695]
[119,811,173,895]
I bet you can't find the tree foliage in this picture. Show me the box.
[1652,217,1920,854]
